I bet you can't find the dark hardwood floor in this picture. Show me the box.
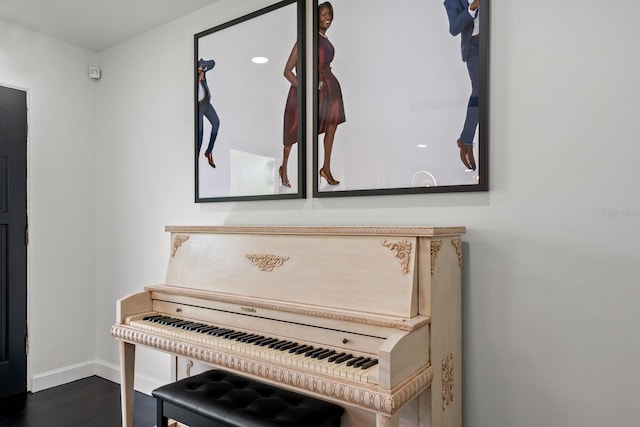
[0,376,156,427]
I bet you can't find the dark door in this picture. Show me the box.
[0,85,28,398]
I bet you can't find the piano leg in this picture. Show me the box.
[119,341,136,427]
[376,412,400,427]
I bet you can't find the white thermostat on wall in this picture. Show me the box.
[88,67,101,79]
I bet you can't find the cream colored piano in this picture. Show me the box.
[111,226,465,427]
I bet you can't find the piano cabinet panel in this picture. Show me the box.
[421,236,462,427]
[115,291,152,323]
[166,233,418,319]
[378,326,430,390]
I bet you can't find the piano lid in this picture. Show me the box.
[163,226,465,319]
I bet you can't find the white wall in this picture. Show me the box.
[4,0,640,426]
[0,20,98,390]
[94,2,640,426]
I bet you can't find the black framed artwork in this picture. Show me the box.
[312,0,489,198]
[194,0,306,202]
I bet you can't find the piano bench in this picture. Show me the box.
[152,369,344,427]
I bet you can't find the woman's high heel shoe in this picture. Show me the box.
[319,168,339,185]
[279,166,291,188]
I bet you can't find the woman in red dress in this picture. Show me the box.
[279,1,345,187]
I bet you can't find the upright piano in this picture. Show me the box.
[111,225,465,427]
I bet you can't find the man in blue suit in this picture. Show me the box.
[444,0,480,171]
[197,58,219,168]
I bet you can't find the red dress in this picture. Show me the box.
[282,34,345,147]
[317,33,346,135]
[283,85,298,147]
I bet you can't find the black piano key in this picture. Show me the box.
[267,340,284,349]
[181,322,205,330]
[316,350,337,360]
[305,348,326,358]
[346,356,365,367]
[231,333,250,341]
[239,334,263,343]
[328,352,346,362]
[312,349,332,359]
[156,317,178,325]
[178,320,193,329]
[169,320,191,328]
[278,342,298,351]
[257,338,278,346]
[295,345,314,354]
[333,353,353,364]
[352,357,371,368]
[238,334,259,341]
[288,344,306,353]
[263,338,280,347]
[360,359,379,369]
[195,326,218,334]
[308,349,322,358]
[191,323,209,329]
[223,331,244,340]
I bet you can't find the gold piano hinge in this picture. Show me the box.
[430,240,443,275]
[246,254,289,272]
[381,240,412,274]
[451,238,463,267]
[442,353,455,410]
[171,235,189,257]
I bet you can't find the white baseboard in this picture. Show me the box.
[30,359,165,396]
[94,359,165,395]
[30,360,96,393]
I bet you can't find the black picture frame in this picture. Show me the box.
[194,0,306,202]
[312,0,489,198]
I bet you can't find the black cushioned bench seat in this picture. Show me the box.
[152,369,344,427]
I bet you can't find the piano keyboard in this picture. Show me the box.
[128,314,379,384]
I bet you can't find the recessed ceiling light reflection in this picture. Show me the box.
[417,144,427,148]
[252,57,269,64]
